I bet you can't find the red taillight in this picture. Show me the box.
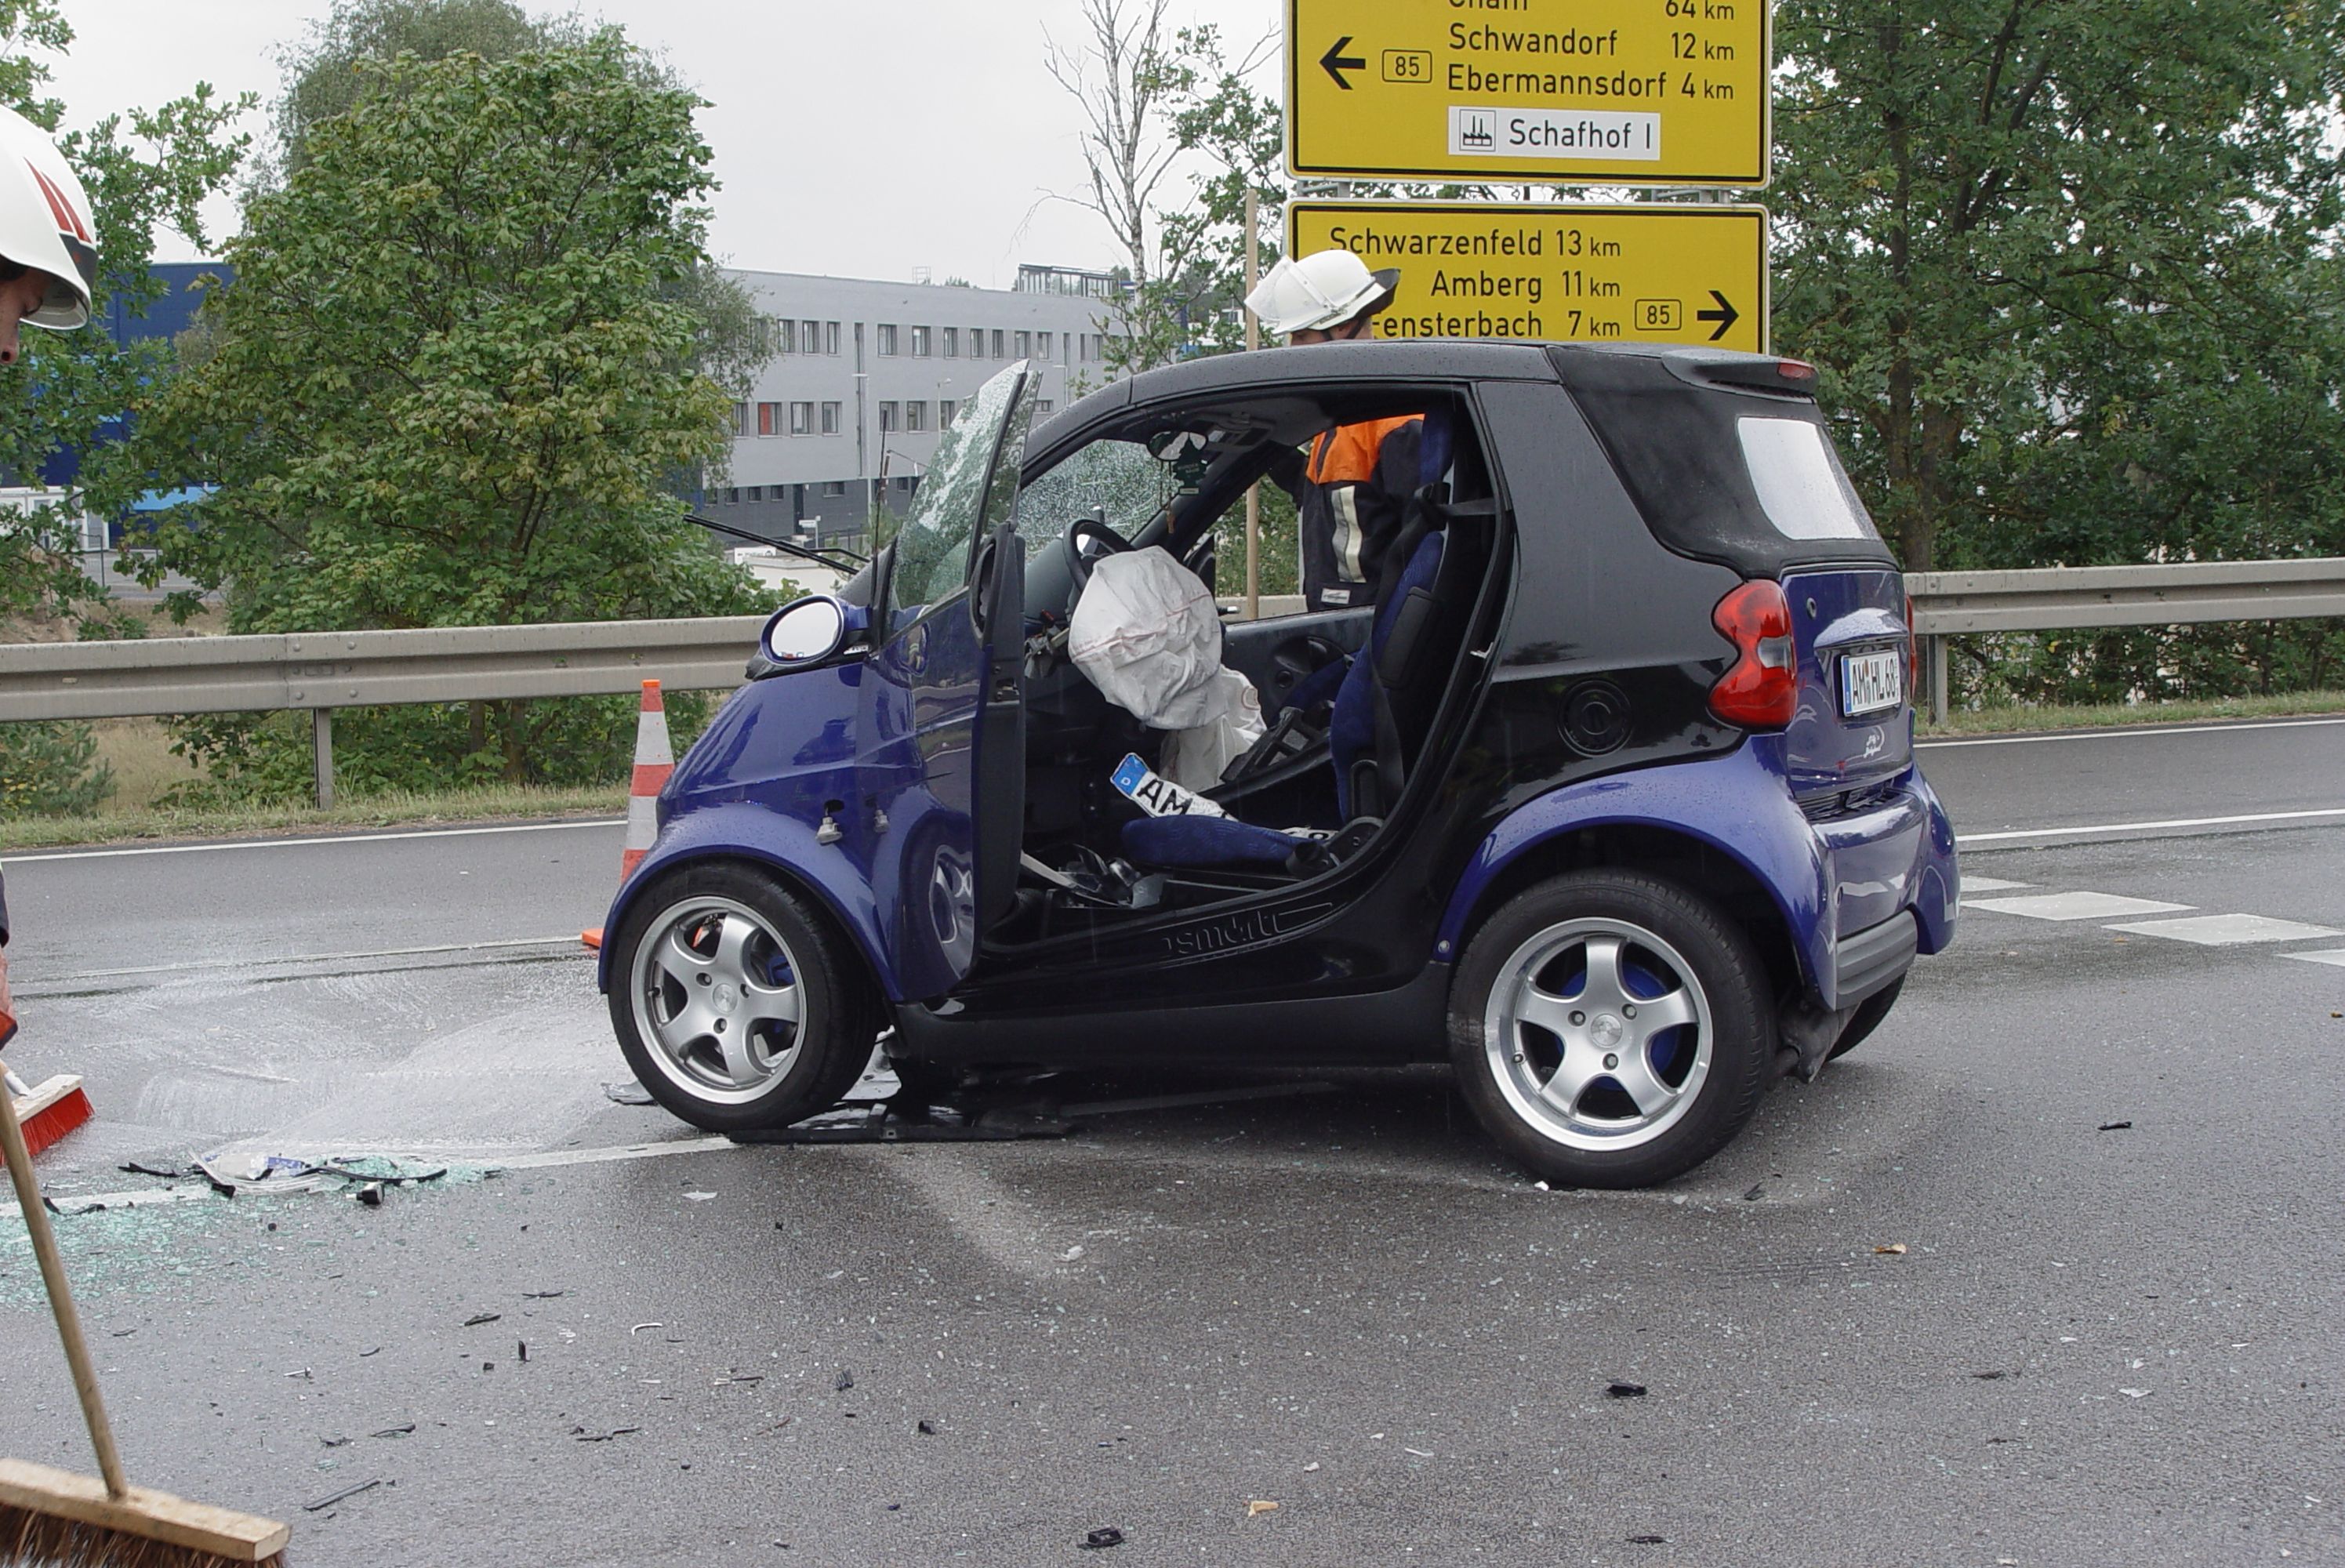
[1777,358,1817,383]
[1708,580,1797,730]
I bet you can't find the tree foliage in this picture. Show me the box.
[0,0,249,633]
[134,34,771,789]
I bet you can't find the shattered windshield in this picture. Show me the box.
[886,363,1035,615]
[1016,437,1180,554]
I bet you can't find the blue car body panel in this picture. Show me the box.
[1436,735,1958,1011]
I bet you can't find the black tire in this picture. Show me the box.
[1826,975,1904,1062]
[1449,870,1776,1189]
[608,861,877,1133]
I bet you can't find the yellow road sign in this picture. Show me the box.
[1286,201,1769,353]
[1287,0,1770,187]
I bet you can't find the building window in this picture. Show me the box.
[877,324,898,356]
[766,318,789,354]
[757,401,779,436]
[1015,330,1031,358]
[906,401,927,432]
[911,325,931,357]
[791,401,814,435]
[743,485,762,503]
[820,400,840,435]
[1037,399,1055,413]
[732,401,751,436]
[971,325,986,358]
[942,326,959,358]
[879,401,898,432]
[1036,331,1053,361]
[825,321,840,355]
[938,398,956,426]
[991,328,1005,358]
[822,480,848,497]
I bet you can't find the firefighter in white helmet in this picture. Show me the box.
[0,102,97,1041]
[1244,249,1421,612]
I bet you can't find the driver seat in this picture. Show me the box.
[1118,412,1472,872]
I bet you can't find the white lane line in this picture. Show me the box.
[1959,807,2345,844]
[2282,949,2345,969]
[2,817,623,864]
[1920,716,2345,750]
[1966,892,2194,921]
[1959,877,2032,893]
[2104,913,2345,947]
[1,1134,739,1220]
[30,936,587,985]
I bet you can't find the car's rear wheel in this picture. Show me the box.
[609,862,875,1133]
[1450,871,1774,1189]
[1826,975,1904,1062]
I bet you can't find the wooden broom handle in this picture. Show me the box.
[0,1033,131,1500]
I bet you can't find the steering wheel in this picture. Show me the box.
[1061,515,1135,597]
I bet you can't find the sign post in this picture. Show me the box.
[1287,201,1768,353]
[1287,0,1770,187]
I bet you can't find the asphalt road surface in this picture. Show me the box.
[2,716,2342,1565]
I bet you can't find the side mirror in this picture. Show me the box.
[759,594,852,668]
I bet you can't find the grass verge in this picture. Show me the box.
[0,782,625,853]
[1918,688,2345,738]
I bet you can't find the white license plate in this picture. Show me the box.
[1839,648,1904,717]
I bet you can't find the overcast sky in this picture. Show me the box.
[42,0,1280,288]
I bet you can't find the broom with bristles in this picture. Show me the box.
[0,1011,291,1566]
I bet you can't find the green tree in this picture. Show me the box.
[1771,0,2345,575]
[136,34,771,789]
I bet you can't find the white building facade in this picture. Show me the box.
[709,266,1128,543]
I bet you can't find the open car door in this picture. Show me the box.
[859,362,1037,1000]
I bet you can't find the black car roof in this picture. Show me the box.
[1040,339,1796,446]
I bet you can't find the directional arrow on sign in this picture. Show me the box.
[1697,290,1740,342]
[1320,35,1366,90]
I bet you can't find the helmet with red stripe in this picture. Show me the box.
[0,103,95,330]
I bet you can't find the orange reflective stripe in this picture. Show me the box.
[1305,416,1420,486]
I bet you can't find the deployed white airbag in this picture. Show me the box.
[1068,546,1265,792]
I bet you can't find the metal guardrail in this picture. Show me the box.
[4,559,2342,801]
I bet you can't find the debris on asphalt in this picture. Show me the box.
[572,1425,641,1443]
[2119,1387,2151,1399]
[192,1151,449,1198]
[835,1370,855,1392]
[1874,1243,1908,1255]
[354,1182,384,1207]
[684,1191,718,1202]
[372,1425,416,1439]
[630,1322,665,1334]
[1973,1370,2008,1381]
[463,1312,502,1327]
[1606,1382,1647,1399]
[304,1478,383,1512]
[729,1098,1075,1144]
[2098,1121,2133,1132]
[518,1341,528,1363]
[360,1347,382,1357]
[522,1290,566,1299]
[1628,1534,1668,1545]
[1744,1184,1765,1201]
[917,1420,938,1436]
[1080,1526,1125,1549]
[1302,1462,1320,1472]
[1246,1501,1280,1518]
[321,1436,351,1448]
[117,1160,188,1179]
[604,1080,657,1105]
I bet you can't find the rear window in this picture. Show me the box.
[1737,416,1875,541]
[1555,348,1893,576]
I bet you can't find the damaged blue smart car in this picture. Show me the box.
[597,340,1958,1188]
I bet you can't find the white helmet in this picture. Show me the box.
[1243,249,1398,337]
[0,103,95,329]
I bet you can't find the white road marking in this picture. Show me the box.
[2106,913,2345,947]
[2281,949,2345,969]
[2,1134,739,1220]
[1959,877,2032,893]
[1966,892,2194,921]
[1959,807,2345,844]
[34,936,586,985]
[2,817,622,864]
[1919,716,2345,750]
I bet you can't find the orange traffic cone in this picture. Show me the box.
[582,679,676,951]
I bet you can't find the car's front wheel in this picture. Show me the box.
[1450,871,1775,1188]
[608,862,876,1133]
